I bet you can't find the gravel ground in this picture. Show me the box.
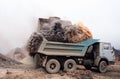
[0,53,120,79]
[0,64,120,79]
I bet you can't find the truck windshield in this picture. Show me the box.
[103,43,111,50]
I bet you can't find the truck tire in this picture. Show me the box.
[33,54,41,68]
[45,59,60,74]
[64,59,76,72]
[98,61,108,73]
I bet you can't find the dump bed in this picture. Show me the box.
[38,39,99,57]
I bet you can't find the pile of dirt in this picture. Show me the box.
[0,53,22,68]
[7,47,26,61]
[64,70,93,79]
[41,22,66,42]
[0,66,93,79]
[26,17,93,53]
[66,22,93,43]
[6,47,34,65]
[38,17,93,43]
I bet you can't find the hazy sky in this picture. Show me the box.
[0,0,120,53]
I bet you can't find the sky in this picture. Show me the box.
[0,0,120,53]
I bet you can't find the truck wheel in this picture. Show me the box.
[64,59,76,72]
[45,59,60,74]
[33,54,41,68]
[84,65,91,70]
[98,61,108,73]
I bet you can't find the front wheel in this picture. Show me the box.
[98,61,108,73]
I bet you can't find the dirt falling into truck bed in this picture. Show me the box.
[26,17,93,53]
[66,22,93,43]
[38,17,93,43]
[27,32,44,53]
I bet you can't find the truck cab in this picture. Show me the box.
[84,42,115,73]
[100,43,115,63]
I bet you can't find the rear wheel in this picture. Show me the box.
[45,59,60,74]
[33,54,41,68]
[64,59,76,72]
[98,61,108,73]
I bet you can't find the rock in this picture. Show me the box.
[6,70,12,75]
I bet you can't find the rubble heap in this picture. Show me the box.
[0,53,22,68]
[27,32,43,53]
[27,17,93,53]
[41,22,66,42]
[66,22,93,43]
[65,70,93,79]
[38,17,93,43]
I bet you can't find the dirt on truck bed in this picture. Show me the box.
[0,53,120,79]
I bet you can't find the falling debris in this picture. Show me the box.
[41,22,67,42]
[27,32,43,53]
[66,22,93,43]
[0,53,22,68]
[38,17,93,43]
[26,17,93,53]
[38,17,73,42]
[38,17,72,31]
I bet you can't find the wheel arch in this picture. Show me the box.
[99,58,109,65]
[95,56,109,66]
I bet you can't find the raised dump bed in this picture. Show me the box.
[27,32,98,57]
[37,39,99,57]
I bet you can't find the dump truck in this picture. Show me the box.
[28,33,115,74]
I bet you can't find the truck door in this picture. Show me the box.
[101,43,115,61]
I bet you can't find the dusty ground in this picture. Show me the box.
[0,64,120,79]
[93,65,120,79]
[0,52,93,79]
[0,53,120,79]
[0,64,93,79]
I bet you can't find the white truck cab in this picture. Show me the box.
[100,43,115,63]
[92,42,115,73]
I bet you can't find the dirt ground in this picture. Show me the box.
[0,52,120,79]
[0,64,92,79]
[0,64,120,79]
[93,65,120,79]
